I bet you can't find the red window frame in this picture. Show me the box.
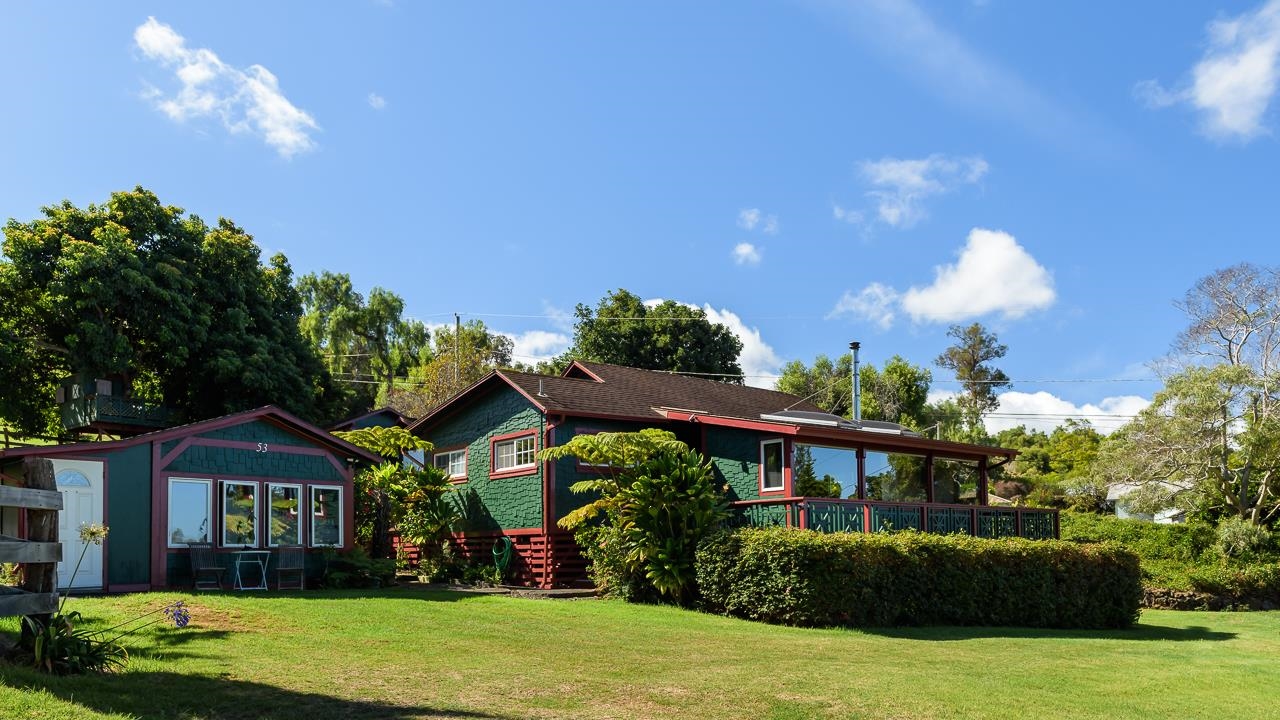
[489,430,540,480]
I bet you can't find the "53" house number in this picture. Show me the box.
[256,442,269,453]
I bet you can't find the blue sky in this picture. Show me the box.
[3,1,1278,433]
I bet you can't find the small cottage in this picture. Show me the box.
[0,406,379,592]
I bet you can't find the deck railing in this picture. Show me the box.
[61,394,173,431]
[728,497,1059,540]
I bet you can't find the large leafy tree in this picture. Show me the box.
[0,187,335,432]
[559,289,743,380]
[934,323,1011,432]
[1095,264,1280,525]
[298,271,432,418]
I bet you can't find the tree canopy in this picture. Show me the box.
[774,352,931,428]
[1093,264,1280,525]
[298,271,431,419]
[0,187,338,432]
[558,289,743,380]
[935,323,1011,432]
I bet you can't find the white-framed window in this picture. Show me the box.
[221,481,259,547]
[760,439,785,493]
[310,485,344,547]
[493,434,536,473]
[268,483,303,547]
[433,449,467,480]
[168,477,212,548]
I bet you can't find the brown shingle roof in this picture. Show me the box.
[497,361,825,422]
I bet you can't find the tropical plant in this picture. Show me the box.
[541,429,727,604]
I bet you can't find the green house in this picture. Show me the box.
[0,406,379,592]
[409,361,1058,589]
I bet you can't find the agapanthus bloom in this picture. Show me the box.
[78,523,109,546]
[163,601,191,629]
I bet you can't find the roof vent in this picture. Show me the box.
[537,379,548,398]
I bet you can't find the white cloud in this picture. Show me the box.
[832,204,864,225]
[858,154,988,228]
[827,283,899,330]
[368,92,387,110]
[901,228,1054,322]
[1137,0,1280,141]
[985,392,1150,435]
[701,305,783,389]
[505,330,571,365]
[732,242,762,266]
[133,17,319,158]
[926,388,1148,435]
[828,228,1054,328]
[737,207,778,234]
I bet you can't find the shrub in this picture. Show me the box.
[1213,517,1275,561]
[1059,512,1216,562]
[321,546,397,588]
[1187,563,1280,600]
[696,527,1142,629]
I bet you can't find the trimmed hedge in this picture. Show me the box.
[696,527,1142,629]
[1059,512,1217,562]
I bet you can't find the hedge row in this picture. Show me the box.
[1059,512,1217,562]
[696,527,1142,629]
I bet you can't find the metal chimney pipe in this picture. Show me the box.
[849,341,861,421]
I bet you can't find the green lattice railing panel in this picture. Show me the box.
[1020,511,1056,539]
[871,505,923,533]
[729,503,795,529]
[927,507,974,536]
[805,501,866,533]
[977,509,1018,538]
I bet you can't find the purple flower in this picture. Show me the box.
[163,601,191,629]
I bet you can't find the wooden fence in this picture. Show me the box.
[0,458,61,618]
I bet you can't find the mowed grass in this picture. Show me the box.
[0,590,1276,720]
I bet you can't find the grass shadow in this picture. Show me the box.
[858,623,1237,642]
[3,669,516,720]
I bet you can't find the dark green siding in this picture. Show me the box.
[421,387,544,532]
[706,426,766,501]
[552,418,649,523]
[166,445,343,482]
[160,419,318,457]
[104,444,152,586]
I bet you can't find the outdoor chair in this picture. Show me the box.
[187,542,226,590]
[276,544,305,590]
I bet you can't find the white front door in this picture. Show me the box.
[54,459,105,590]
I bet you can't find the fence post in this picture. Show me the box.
[20,457,58,639]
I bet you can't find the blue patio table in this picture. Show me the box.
[233,549,271,590]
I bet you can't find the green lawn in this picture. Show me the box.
[1,589,1276,720]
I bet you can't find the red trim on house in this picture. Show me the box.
[150,440,166,589]
[488,429,540,480]
[562,361,605,383]
[543,420,556,538]
[663,411,801,436]
[408,372,550,437]
[107,583,149,593]
[449,527,544,538]
[430,443,470,483]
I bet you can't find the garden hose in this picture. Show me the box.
[492,536,513,579]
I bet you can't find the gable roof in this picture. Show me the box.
[329,407,411,432]
[409,361,826,432]
[0,405,382,465]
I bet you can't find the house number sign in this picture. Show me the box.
[256,442,270,453]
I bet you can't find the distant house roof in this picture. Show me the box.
[330,407,412,432]
[410,361,1014,461]
[0,405,382,465]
